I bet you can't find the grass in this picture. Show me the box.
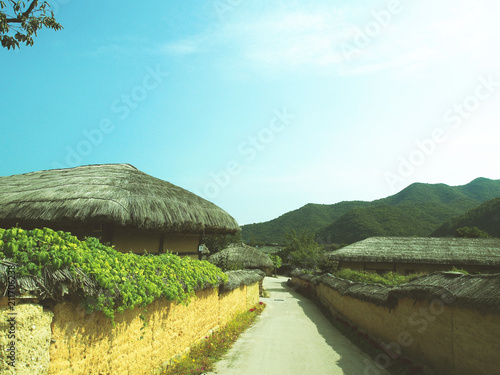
[334,269,424,286]
[450,266,469,274]
[333,268,472,286]
[161,302,266,375]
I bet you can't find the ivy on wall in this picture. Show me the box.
[0,227,228,320]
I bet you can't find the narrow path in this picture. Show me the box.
[208,276,389,375]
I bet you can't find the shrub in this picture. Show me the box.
[334,269,423,286]
[456,226,490,238]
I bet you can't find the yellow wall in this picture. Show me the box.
[112,227,161,254]
[219,286,247,326]
[164,233,200,257]
[246,282,260,309]
[292,277,500,375]
[0,304,53,375]
[0,282,261,375]
[111,227,200,257]
[49,288,221,374]
[340,262,364,271]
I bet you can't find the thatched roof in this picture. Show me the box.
[292,270,500,314]
[0,164,240,234]
[0,259,102,301]
[222,269,265,292]
[388,272,500,313]
[257,245,282,255]
[208,243,273,270]
[327,237,500,266]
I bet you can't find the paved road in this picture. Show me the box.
[208,276,389,375]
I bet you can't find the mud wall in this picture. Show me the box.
[0,304,53,375]
[291,276,500,375]
[0,282,260,375]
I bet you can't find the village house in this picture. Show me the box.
[327,236,500,275]
[0,164,240,258]
[256,243,282,256]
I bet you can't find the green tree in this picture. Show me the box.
[283,230,325,270]
[269,254,282,276]
[1,0,62,49]
[456,226,490,238]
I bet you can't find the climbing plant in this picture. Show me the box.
[0,227,228,320]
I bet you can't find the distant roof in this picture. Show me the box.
[327,237,500,266]
[208,243,273,270]
[0,164,240,234]
[257,245,282,254]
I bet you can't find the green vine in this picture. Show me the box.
[0,227,228,321]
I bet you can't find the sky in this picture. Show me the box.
[1,0,500,226]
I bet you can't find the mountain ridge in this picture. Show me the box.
[431,196,500,238]
[241,178,500,244]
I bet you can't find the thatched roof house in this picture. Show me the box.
[0,164,240,257]
[327,237,500,274]
[257,244,282,255]
[208,243,273,273]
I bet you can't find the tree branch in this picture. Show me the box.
[5,0,39,23]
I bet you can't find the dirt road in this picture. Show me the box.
[207,276,389,375]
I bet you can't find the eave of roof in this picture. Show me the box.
[0,164,240,234]
[327,237,500,265]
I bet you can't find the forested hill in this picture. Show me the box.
[241,201,372,244]
[431,197,500,238]
[241,178,500,244]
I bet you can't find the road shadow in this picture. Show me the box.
[279,280,386,375]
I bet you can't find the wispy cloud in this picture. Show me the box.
[161,39,200,56]
[157,0,499,79]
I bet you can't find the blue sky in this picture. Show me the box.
[1,0,500,225]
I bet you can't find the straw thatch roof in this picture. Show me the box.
[0,259,103,301]
[222,269,265,292]
[0,164,240,234]
[257,245,282,255]
[388,272,500,313]
[327,237,500,266]
[292,270,500,314]
[208,243,273,270]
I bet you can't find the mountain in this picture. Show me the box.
[431,197,500,238]
[241,201,371,244]
[315,202,477,244]
[241,178,500,244]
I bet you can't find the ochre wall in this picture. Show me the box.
[246,282,260,309]
[112,227,162,254]
[112,227,200,257]
[293,277,500,375]
[0,304,53,375]
[219,286,247,326]
[393,263,456,274]
[452,308,500,374]
[49,288,221,374]
[0,282,261,375]
[163,233,200,258]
